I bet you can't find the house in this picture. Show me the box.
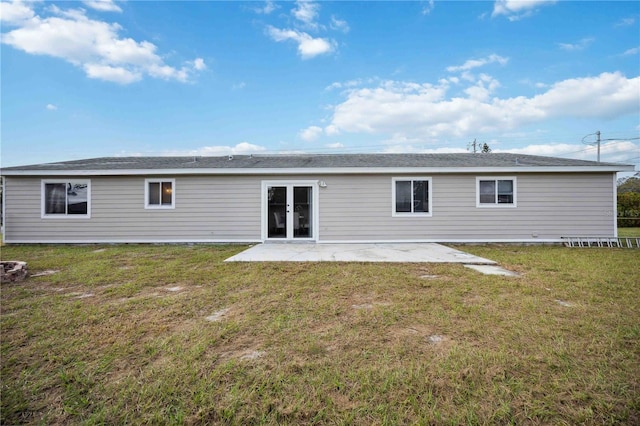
[0,153,634,244]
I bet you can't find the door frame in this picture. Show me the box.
[261,180,320,242]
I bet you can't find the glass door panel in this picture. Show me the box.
[293,186,312,239]
[267,186,287,238]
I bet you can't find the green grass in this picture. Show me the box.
[1,244,639,424]
[619,227,640,237]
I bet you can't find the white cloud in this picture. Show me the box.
[45,103,57,111]
[463,74,500,101]
[330,15,349,33]
[0,1,34,24]
[557,37,594,51]
[232,81,246,90]
[191,58,206,71]
[614,17,636,28]
[253,0,278,15]
[446,54,508,73]
[264,1,348,58]
[532,72,639,118]
[82,0,122,13]
[623,47,639,56]
[324,72,640,141]
[1,3,204,84]
[421,0,435,15]
[326,142,344,149]
[266,26,335,59]
[324,124,340,136]
[383,145,467,154]
[492,0,557,21]
[292,1,320,28]
[83,63,141,84]
[165,143,268,156]
[299,125,323,141]
[325,78,372,91]
[520,78,548,89]
[495,143,578,156]
[149,64,190,82]
[376,140,638,165]
[497,141,639,163]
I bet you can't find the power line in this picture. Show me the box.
[580,132,640,163]
[603,137,640,141]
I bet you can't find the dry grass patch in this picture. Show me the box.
[1,244,639,424]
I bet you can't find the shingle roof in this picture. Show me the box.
[1,153,633,174]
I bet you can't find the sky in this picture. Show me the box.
[1,0,639,170]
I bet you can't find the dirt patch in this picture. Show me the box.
[462,294,483,306]
[70,293,95,299]
[205,308,230,322]
[389,326,453,350]
[36,286,69,292]
[31,270,60,277]
[239,350,265,361]
[352,303,374,310]
[207,330,268,363]
[391,325,431,339]
[348,293,391,311]
[428,334,447,344]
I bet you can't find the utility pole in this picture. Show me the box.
[582,130,603,162]
[468,138,477,153]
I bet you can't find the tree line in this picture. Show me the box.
[618,175,640,227]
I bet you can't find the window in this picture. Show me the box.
[41,180,91,218]
[476,177,516,207]
[145,179,175,209]
[392,177,432,216]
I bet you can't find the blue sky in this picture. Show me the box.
[1,0,639,169]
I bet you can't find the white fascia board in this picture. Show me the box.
[0,165,634,176]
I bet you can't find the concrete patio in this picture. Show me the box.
[225,243,497,264]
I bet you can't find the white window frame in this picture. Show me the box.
[145,178,176,210]
[41,179,91,219]
[391,177,433,217]
[476,177,517,208]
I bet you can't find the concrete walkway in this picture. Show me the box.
[225,243,496,264]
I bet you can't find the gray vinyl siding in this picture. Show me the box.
[318,173,616,241]
[3,172,616,243]
[3,176,263,242]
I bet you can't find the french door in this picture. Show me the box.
[263,181,318,241]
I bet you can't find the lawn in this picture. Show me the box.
[1,244,639,424]
[619,227,640,237]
